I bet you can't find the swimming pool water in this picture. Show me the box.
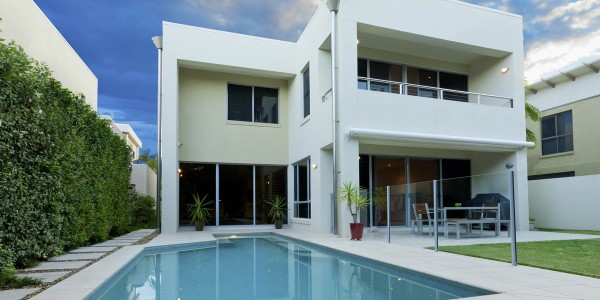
[91,234,492,299]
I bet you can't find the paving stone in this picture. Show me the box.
[112,238,140,241]
[0,288,39,300]
[49,253,104,261]
[28,261,90,271]
[69,246,115,253]
[17,271,69,283]
[92,241,132,247]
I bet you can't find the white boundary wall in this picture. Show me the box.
[528,175,600,230]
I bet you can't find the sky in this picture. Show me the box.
[34,0,600,155]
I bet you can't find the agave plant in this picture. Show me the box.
[187,193,213,230]
[266,195,287,229]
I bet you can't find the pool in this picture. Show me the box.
[88,233,493,299]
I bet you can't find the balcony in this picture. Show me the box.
[357,70,513,108]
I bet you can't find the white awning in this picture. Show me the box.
[347,128,533,151]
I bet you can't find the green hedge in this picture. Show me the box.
[0,42,132,267]
[129,191,156,231]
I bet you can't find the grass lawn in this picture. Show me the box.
[435,239,600,279]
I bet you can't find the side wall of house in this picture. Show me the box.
[0,0,98,109]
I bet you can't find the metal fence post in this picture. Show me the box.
[387,186,391,243]
[433,180,439,252]
[509,171,518,266]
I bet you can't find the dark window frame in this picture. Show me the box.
[541,110,573,156]
[302,66,310,118]
[357,58,468,101]
[293,158,311,219]
[227,83,279,124]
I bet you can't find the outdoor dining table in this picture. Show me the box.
[441,206,508,239]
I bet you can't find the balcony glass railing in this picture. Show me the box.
[358,76,513,108]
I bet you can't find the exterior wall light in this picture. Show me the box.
[501,67,510,73]
[505,163,514,169]
[312,163,318,169]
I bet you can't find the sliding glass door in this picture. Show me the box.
[373,157,406,226]
[364,156,470,227]
[179,163,287,226]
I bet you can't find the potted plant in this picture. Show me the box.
[187,193,213,231]
[266,195,287,229]
[529,217,536,230]
[338,182,369,240]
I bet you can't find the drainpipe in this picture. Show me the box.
[152,36,163,233]
[327,0,340,235]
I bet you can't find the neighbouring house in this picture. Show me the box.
[101,115,157,198]
[115,123,143,161]
[0,0,98,109]
[526,57,600,231]
[157,0,531,236]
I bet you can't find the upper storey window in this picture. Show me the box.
[541,110,573,156]
[228,84,278,124]
[357,58,468,102]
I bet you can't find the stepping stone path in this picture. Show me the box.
[2,229,155,300]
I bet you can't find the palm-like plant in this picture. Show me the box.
[338,182,369,223]
[525,81,541,147]
[187,193,213,230]
[266,195,287,229]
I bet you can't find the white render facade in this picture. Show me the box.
[158,0,531,236]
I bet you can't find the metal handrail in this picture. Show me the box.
[357,76,513,108]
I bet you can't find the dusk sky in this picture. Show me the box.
[34,0,600,154]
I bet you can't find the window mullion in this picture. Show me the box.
[251,86,255,123]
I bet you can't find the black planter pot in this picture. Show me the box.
[195,223,205,231]
[274,219,283,229]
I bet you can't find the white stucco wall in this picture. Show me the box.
[0,0,98,109]
[529,175,600,231]
[178,69,289,165]
[131,164,157,199]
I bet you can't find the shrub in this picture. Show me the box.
[0,245,14,273]
[128,191,156,230]
[0,42,132,269]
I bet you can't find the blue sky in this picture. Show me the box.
[35,0,600,154]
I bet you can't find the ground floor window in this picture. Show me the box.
[178,163,287,226]
[293,158,311,219]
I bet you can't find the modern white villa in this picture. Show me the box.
[156,0,532,236]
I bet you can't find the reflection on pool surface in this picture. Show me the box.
[91,235,492,299]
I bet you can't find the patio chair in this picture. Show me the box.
[412,203,433,236]
[479,203,500,234]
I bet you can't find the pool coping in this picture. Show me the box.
[30,230,600,300]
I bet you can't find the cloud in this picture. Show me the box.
[536,0,600,29]
[98,107,127,120]
[181,0,321,41]
[525,29,600,81]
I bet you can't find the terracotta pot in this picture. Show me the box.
[274,219,283,229]
[195,223,204,231]
[350,223,364,241]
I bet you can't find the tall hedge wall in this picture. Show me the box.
[0,42,132,267]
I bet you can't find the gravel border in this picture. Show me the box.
[18,229,158,300]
